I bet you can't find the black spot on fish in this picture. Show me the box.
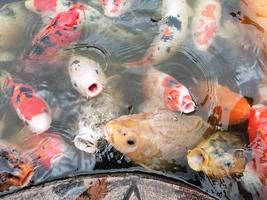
[71,60,80,66]
[73,26,78,31]
[16,94,21,103]
[166,47,171,53]
[165,16,181,31]
[55,30,62,36]
[51,20,58,27]
[20,87,32,94]
[32,44,45,56]
[40,36,54,47]
[24,93,33,98]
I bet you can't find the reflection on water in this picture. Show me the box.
[0,0,266,199]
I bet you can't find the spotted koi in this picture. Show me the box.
[140,67,195,114]
[192,0,221,51]
[0,71,52,133]
[127,0,189,67]
[21,3,86,69]
[101,0,134,18]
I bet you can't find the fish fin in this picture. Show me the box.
[151,6,162,22]
[240,164,263,196]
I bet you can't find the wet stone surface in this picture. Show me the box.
[2,173,215,200]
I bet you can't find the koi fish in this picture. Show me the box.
[104,109,211,170]
[191,0,221,51]
[247,104,267,187]
[139,67,195,114]
[21,133,64,169]
[0,2,32,62]
[128,0,189,66]
[74,84,123,154]
[239,0,267,54]
[22,3,86,69]
[68,55,106,98]
[187,131,246,179]
[24,0,73,21]
[0,71,52,133]
[101,0,134,18]
[192,81,251,126]
[0,142,34,192]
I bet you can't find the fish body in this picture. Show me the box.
[22,3,86,68]
[74,89,123,154]
[247,104,267,185]
[104,109,211,170]
[25,0,73,21]
[187,131,246,179]
[0,142,34,192]
[101,0,134,18]
[128,0,189,66]
[192,0,221,51]
[0,71,51,133]
[21,133,64,169]
[68,55,106,98]
[139,67,195,114]
[192,81,251,126]
[0,2,31,61]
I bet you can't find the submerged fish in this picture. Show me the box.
[187,131,246,179]
[20,132,65,169]
[25,0,73,22]
[22,3,86,69]
[74,87,123,154]
[191,0,221,51]
[68,55,106,98]
[101,0,134,18]
[0,142,34,192]
[128,0,189,66]
[104,109,211,170]
[192,81,251,126]
[247,104,267,187]
[0,70,52,133]
[0,2,32,62]
[139,67,195,114]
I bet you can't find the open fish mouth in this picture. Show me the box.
[87,82,103,98]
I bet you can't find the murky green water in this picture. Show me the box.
[0,0,266,199]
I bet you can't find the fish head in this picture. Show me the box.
[0,144,34,192]
[163,77,195,114]
[105,116,145,154]
[187,132,246,178]
[101,0,131,18]
[69,55,106,98]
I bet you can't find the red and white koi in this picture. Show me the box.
[24,0,73,21]
[247,104,267,187]
[68,55,106,98]
[101,0,134,18]
[191,0,221,51]
[22,3,86,69]
[0,71,51,133]
[128,0,189,66]
[139,67,195,114]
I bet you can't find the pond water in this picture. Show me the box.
[0,0,266,199]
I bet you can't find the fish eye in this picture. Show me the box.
[73,82,78,88]
[24,121,29,126]
[127,139,135,145]
[167,96,172,101]
[95,69,99,74]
